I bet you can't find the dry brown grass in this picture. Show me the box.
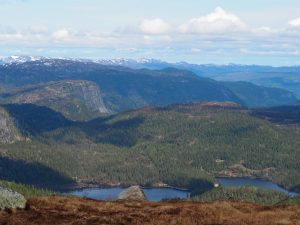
[0,196,299,225]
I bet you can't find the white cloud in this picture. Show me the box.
[143,35,172,44]
[288,17,300,27]
[29,25,49,34]
[179,7,245,34]
[251,26,278,36]
[52,29,70,41]
[139,18,171,35]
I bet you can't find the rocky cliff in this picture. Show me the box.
[0,108,22,144]
[2,80,109,121]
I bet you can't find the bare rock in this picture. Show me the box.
[118,186,147,201]
[0,187,26,210]
[0,108,22,144]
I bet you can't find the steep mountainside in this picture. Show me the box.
[0,107,22,144]
[0,80,108,121]
[0,102,299,193]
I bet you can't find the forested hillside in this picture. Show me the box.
[0,102,299,193]
[192,186,289,205]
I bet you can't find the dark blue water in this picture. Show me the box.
[218,178,299,196]
[65,178,299,201]
[66,187,190,202]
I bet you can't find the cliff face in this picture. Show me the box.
[4,80,109,121]
[0,108,22,144]
[79,81,108,114]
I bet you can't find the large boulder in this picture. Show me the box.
[118,186,147,201]
[0,187,26,210]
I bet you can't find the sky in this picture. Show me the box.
[1,0,300,65]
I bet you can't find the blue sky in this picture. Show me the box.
[1,0,300,65]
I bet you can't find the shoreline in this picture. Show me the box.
[60,183,191,193]
[59,177,300,197]
[215,176,300,195]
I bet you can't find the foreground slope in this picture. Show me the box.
[0,196,299,225]
[0,102,299,192]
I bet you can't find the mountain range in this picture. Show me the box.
[0,56,297,120]
[0,55,299,195]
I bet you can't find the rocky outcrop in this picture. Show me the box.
[0,108,22,144]
[0,187,26,209]
[118,186,147,201]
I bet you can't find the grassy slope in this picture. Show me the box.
[0,180,53,197]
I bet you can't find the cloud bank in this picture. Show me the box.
[1,7,300,64]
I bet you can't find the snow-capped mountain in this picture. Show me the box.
[0,55,48,65]
[0,55,167,68]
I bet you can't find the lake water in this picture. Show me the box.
[66,178,299,201]
[66,187,190,202]
[217,177,299,196]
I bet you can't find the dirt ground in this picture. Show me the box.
[0,196,300,225]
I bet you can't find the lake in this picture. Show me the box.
[217,177,299,196]
[65,178,299,201]
[66,187,190,202]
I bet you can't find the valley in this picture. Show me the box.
[0,101,299,194]
[0,58,299,224]
[2,1,300,223]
